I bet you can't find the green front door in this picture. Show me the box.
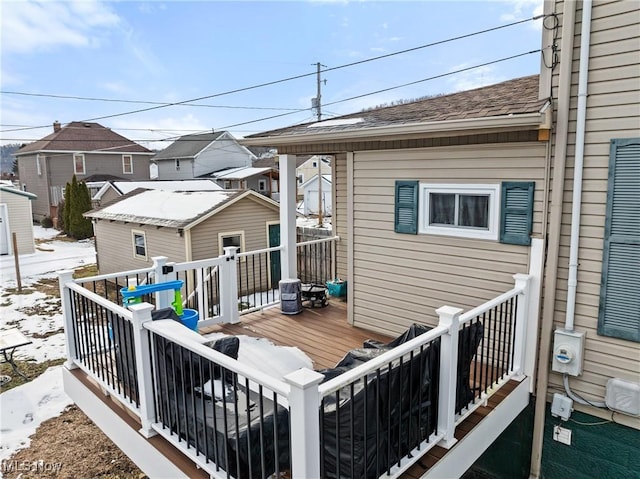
[268,223,281,287]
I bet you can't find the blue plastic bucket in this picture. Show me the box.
[180,309,199,331]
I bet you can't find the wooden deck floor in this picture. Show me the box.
[199,299,392,370]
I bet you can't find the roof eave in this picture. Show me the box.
[241,112,547,147]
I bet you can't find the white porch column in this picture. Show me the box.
[58,270,78,370]
[279,154,298,280]
[436,305,463,449]
[284,368,324,479]
[129,302,157,438]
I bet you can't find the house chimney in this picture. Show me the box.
[53,121,61,132]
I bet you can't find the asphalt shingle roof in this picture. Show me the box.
[17,122,151,154]
[152,131,227,160]
[246,75,544,139]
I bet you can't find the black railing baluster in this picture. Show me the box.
[350,382,355,478]
[272,391,280,478]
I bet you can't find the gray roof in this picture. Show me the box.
[152,131,227,160]
[245,75,544,140]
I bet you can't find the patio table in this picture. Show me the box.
[0,328,32,380]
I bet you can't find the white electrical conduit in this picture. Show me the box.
[565,0,593,332]
[563,374,607,408]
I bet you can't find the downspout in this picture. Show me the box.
[529,1,577,477]
[565,0,592,332]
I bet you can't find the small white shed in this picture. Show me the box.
[301,174,332,216]
[0,186,37,255]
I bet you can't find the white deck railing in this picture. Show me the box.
[60,244,530,479]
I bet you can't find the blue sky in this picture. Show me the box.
[1,0,544,149]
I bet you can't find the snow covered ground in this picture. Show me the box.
[0,226,313,465]
[1,226,95,463]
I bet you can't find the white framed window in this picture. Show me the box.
[132,230,147,260]
[418,184,500,240]
[36,154,42,176]
[258,178,267,191]
[175,159,180,171]
[73,153,85,175]
[312,161,318,168]
[218,231,245,258]
[122,155,133,174]
[298,174,304,185]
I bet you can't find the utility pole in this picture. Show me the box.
[312,62,326,122]
[312,62,327,226]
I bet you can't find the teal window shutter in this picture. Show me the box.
[500,182,534,245]
[598,138,640,342]
[395,180,419,234]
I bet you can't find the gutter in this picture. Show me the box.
[241,112,547,147]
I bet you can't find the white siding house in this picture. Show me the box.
[0,186,37,255]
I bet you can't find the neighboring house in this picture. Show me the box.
[15,121,153,222]
[243,2,640,473]
[296,155,331,199]
[91,179,222,207]
[0,185,37,255]
[85,188,280,277]
[300,174,332,216]
[206,166,279,199]
[150,131,255,180]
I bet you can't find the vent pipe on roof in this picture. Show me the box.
[53,121,61,132]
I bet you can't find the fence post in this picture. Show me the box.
[219,247,239,324]
[436,305,463,449]
[129,302,157,438]
[152,256,171,309]
[59,270,78,370]
[512,273,531,379]
[284,368,324,479]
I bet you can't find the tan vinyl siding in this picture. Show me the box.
[351,143,546,337]
[189,198,279,260]
[0,189,35,254]
[190,198,280,292]
[98,187,122,205]
[547,0,640,422]
[334,153,348,280]
[94,221,185,275]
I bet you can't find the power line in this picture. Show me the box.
[2,49,543,143]
[0,14,543,134]
[0,91,302,112]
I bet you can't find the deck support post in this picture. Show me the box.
[152,256,172,309]
[129,302,157,438]
[220,247,240,324]
[279,154,298,280]
[59,270,79,370]
[436,305,463,449]
[284,368,324,479]
[512,274,531,379]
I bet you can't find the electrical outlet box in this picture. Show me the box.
[551,393,573,420]
[552,329,585,376]
[553,425,572,445]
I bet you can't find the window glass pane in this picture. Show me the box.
[222,235,241,250]
[134,234,146,256]
[430,193,455,225]
[74,155,84,174]
[458,194,489,228]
